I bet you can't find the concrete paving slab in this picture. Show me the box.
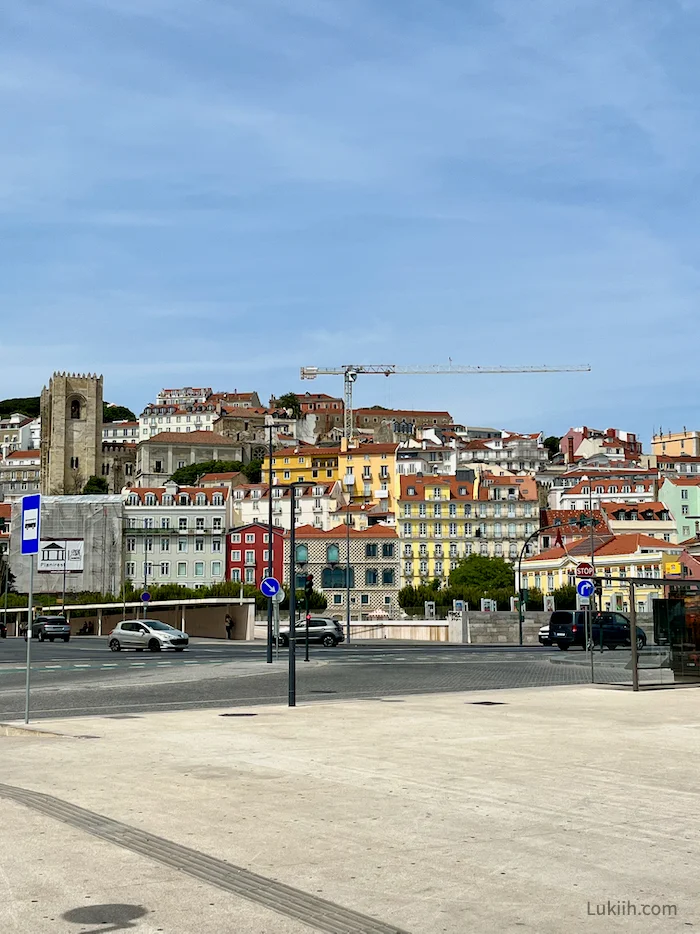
[1,684,698,933]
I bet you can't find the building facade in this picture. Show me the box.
[0,414,37,459]
[659,477,700,543]
[230,481,344,531]
[101,442,136,493]
[135,431,242,487]
[10,495,124,595]
[0,450,41,500]
[651,429,700,458]
[102,421,140,444]
[123,483,231,589]
[522,534,683,613]
[40,372,103,494]
[226,522,284,586]
[283,524,400,616]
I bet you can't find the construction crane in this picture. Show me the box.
[300,363,591,440]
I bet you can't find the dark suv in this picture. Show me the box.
[549,610,646,651]
[277,617,345,647]
[22,615,71,643]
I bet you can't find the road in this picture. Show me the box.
[0,637,624,721]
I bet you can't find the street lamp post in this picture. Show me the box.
[517,524,558,645]
[344,479,353,645]
[288,484,297,707]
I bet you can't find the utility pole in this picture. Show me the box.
[288,484,297,707]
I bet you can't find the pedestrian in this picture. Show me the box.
[225,613,233,640]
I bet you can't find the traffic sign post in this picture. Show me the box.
[576,562,594,579]
[141,590,151,619]
[21,494,41,724]
[577,579,594,599]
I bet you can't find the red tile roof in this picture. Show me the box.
[525,533,679,563]
[5,450,39,460]
[199,472,243,482]
[125,487,229,503]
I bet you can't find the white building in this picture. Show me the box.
[0,414,37,459]
[123,482,232,589]
[554,477,657,511]
[456,431,548,474]
[102,421,140,444]
[230,482,344,531]
[0,450,41,500]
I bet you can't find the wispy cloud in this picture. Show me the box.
[1,0,700,437]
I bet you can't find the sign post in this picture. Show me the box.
[21,494,41,724]
[272,587,285,662]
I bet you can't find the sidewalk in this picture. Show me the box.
[1,684,698,933]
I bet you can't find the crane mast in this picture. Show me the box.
[300,363,591,440]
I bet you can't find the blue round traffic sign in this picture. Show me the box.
[260,577,280,597]
[141,591,151,602]
[576,580,594,598]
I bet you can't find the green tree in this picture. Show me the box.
[551,584,577,610]
[275,392,302,419]
[241,459,263,483]
[449,553,515,593]
[83,476,109,494]
[103,403,136,423]
[0,396,40,418]
[169,459,244,486]
[543,436,561,459]
[523,586,544,611]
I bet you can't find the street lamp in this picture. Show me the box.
[517,523,558,645]
[343,475,354,645]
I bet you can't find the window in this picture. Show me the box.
[154,460,163,474]
[494,503,502,517]
[361,594,369,605]
[681,489,689,501]
[419,523,427,537]
[327,544,340,563]
[494,523,502,539]
[366,543,378,557]
[366,569,378,585]
[179,517,188,531]
[464,523,472,537]
[70,456,79,470]
[434,523,442,537]
[245,550,255,563]
[70,399,81,419]
[419,560,428,575]
[196,517,205,530]
[143,517,154,529]
[682,505,689,516]
[382,569,394,585]
[231,568,240,582]
[245,533,255,543]
[433,503,442,517]
[403,523,412,537]
[144,537,153,552]
[231,533,241,543]
[195,538,205,552]
[509,543,518,558]
[382,543,394,558]
[161,517,170,529]
[143,561,153,578]
[463,504,472,517]
[194,562,204,577]
[125,562,135,577]
[321,568,355,587]
[178,538,188,552]
[284,471,290,480]
[126,537,136,553]
[160,561,170,576]
[196,494,206,506]
[419,503,426,517]
[435,560,443,575]
[212,561,222,576]
[403,504,411,517]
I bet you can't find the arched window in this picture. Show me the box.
[326,544,340,564]
[162,494,173,505]
[196,493,206,506]
[145,493,156,506]
[70,399,81,419]
[212,493,223,506]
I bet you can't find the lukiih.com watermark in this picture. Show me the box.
[587,900,677,918]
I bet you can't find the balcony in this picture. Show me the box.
[374,489,389,500]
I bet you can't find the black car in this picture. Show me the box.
[549,610,646,651]
[277,617,345,647]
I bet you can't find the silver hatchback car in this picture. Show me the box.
[108,619,189,653]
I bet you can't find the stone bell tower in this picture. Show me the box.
[40,373,103,494]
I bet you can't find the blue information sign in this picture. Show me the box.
[21,494,41,556]
[260,577,281,598]
[141,591,151,602]
[577,579,594,598]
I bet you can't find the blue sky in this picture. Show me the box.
[2,0,699,441]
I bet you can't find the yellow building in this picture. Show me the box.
[337,442,398,511]
[398,475,476,586]
[522,533,683,613]
[651,429,700,457]
[265,445,340,486]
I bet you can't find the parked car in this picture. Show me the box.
[277,617,345,647]
[538,624,553,646]
[108,619,189,652]
[22,615,71,643]
[549,610,646,651]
